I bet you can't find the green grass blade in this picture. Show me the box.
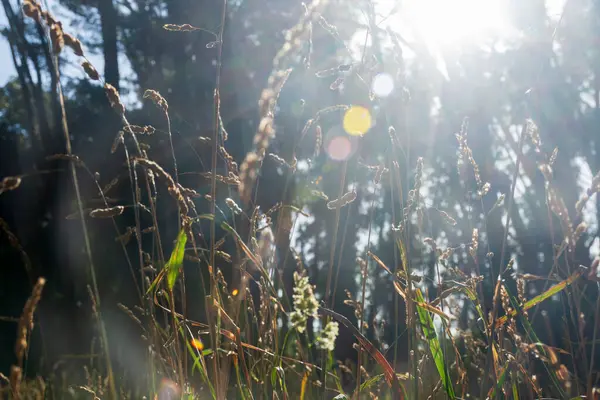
[496,269,583,327]
[504,285,567,399]
[522,269,582,309]
[233,354,249,400]
[166,228,187,290]
[512,381,519,400]
[487,362,509,399]
[145,268,166,296]
[183,329,215,399]
[415,289,455,399]
[360,374,384,392]
[192,213,215,222]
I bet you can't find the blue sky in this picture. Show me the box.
[0,0,109,87]
[0,1,139,106]
[0,11,14,86]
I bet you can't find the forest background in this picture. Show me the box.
[1,0,600,398]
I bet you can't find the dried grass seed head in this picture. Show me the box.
[438,210,457,226]
[15,277,45,365]
[547,186,574,250]
[575,194,589,216]
[22,0,42,21]
[46,153,84,167]
[239,152,261,204]
[89,206,125,219]
[163,23,203,32]
[143,89,168,113]
[314,125,323,157]
[374,164,388,184]
[111,131,124,154]
[220,146,239,175]
[64,33,84,57]
[478,182,491,197]
[50,23,64,54]
[526,119,541,151]
[327,190,357,209]
[177,184,200,198]
[573,221,587,245]
[469,228,479,261]
[225,198,242,214]
[135,158,189,216]
[0,176,22,195]
[82,61,100,80]
[105,84,125,116]
[500,285,511,316]
[268,153,287,167]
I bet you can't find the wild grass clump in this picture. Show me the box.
[2,0,600,399]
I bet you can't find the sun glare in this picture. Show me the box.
[411,0,509,45]
[377,0,513,48]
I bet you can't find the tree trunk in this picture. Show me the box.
[2,0,41,151]
[35,21,61,148]
[98,0,120,90]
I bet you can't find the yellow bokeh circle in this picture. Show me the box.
[343,106,372,136]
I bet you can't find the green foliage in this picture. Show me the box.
[415,289,455,399]
[166,228,187,290]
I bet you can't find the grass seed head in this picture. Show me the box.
[49,23,64,54]
[22,0,41,21]
[469,228,479,261]
[104,84,125,116]
[316,321,339,351]
[89,206,125,219]
[143,89,168,114]
[82,61,99,80]
[0,176,22,195]
[64,33,84,56]
[225,198,242,214]
[239,152,261,204]
[290,271,318,333]
[314,125,322,157]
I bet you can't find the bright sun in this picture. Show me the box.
[383,0,512,47]
[375,0,566,48]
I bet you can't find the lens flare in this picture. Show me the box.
[372,73,395,98]
[326,135,353,161]
[158,378,181,398]
[343,106,372,136]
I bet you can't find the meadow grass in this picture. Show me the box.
[1,0,600,399]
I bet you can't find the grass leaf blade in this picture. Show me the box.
[496,268,583,328]
[166,228,188,290]
[415,289,455,399]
